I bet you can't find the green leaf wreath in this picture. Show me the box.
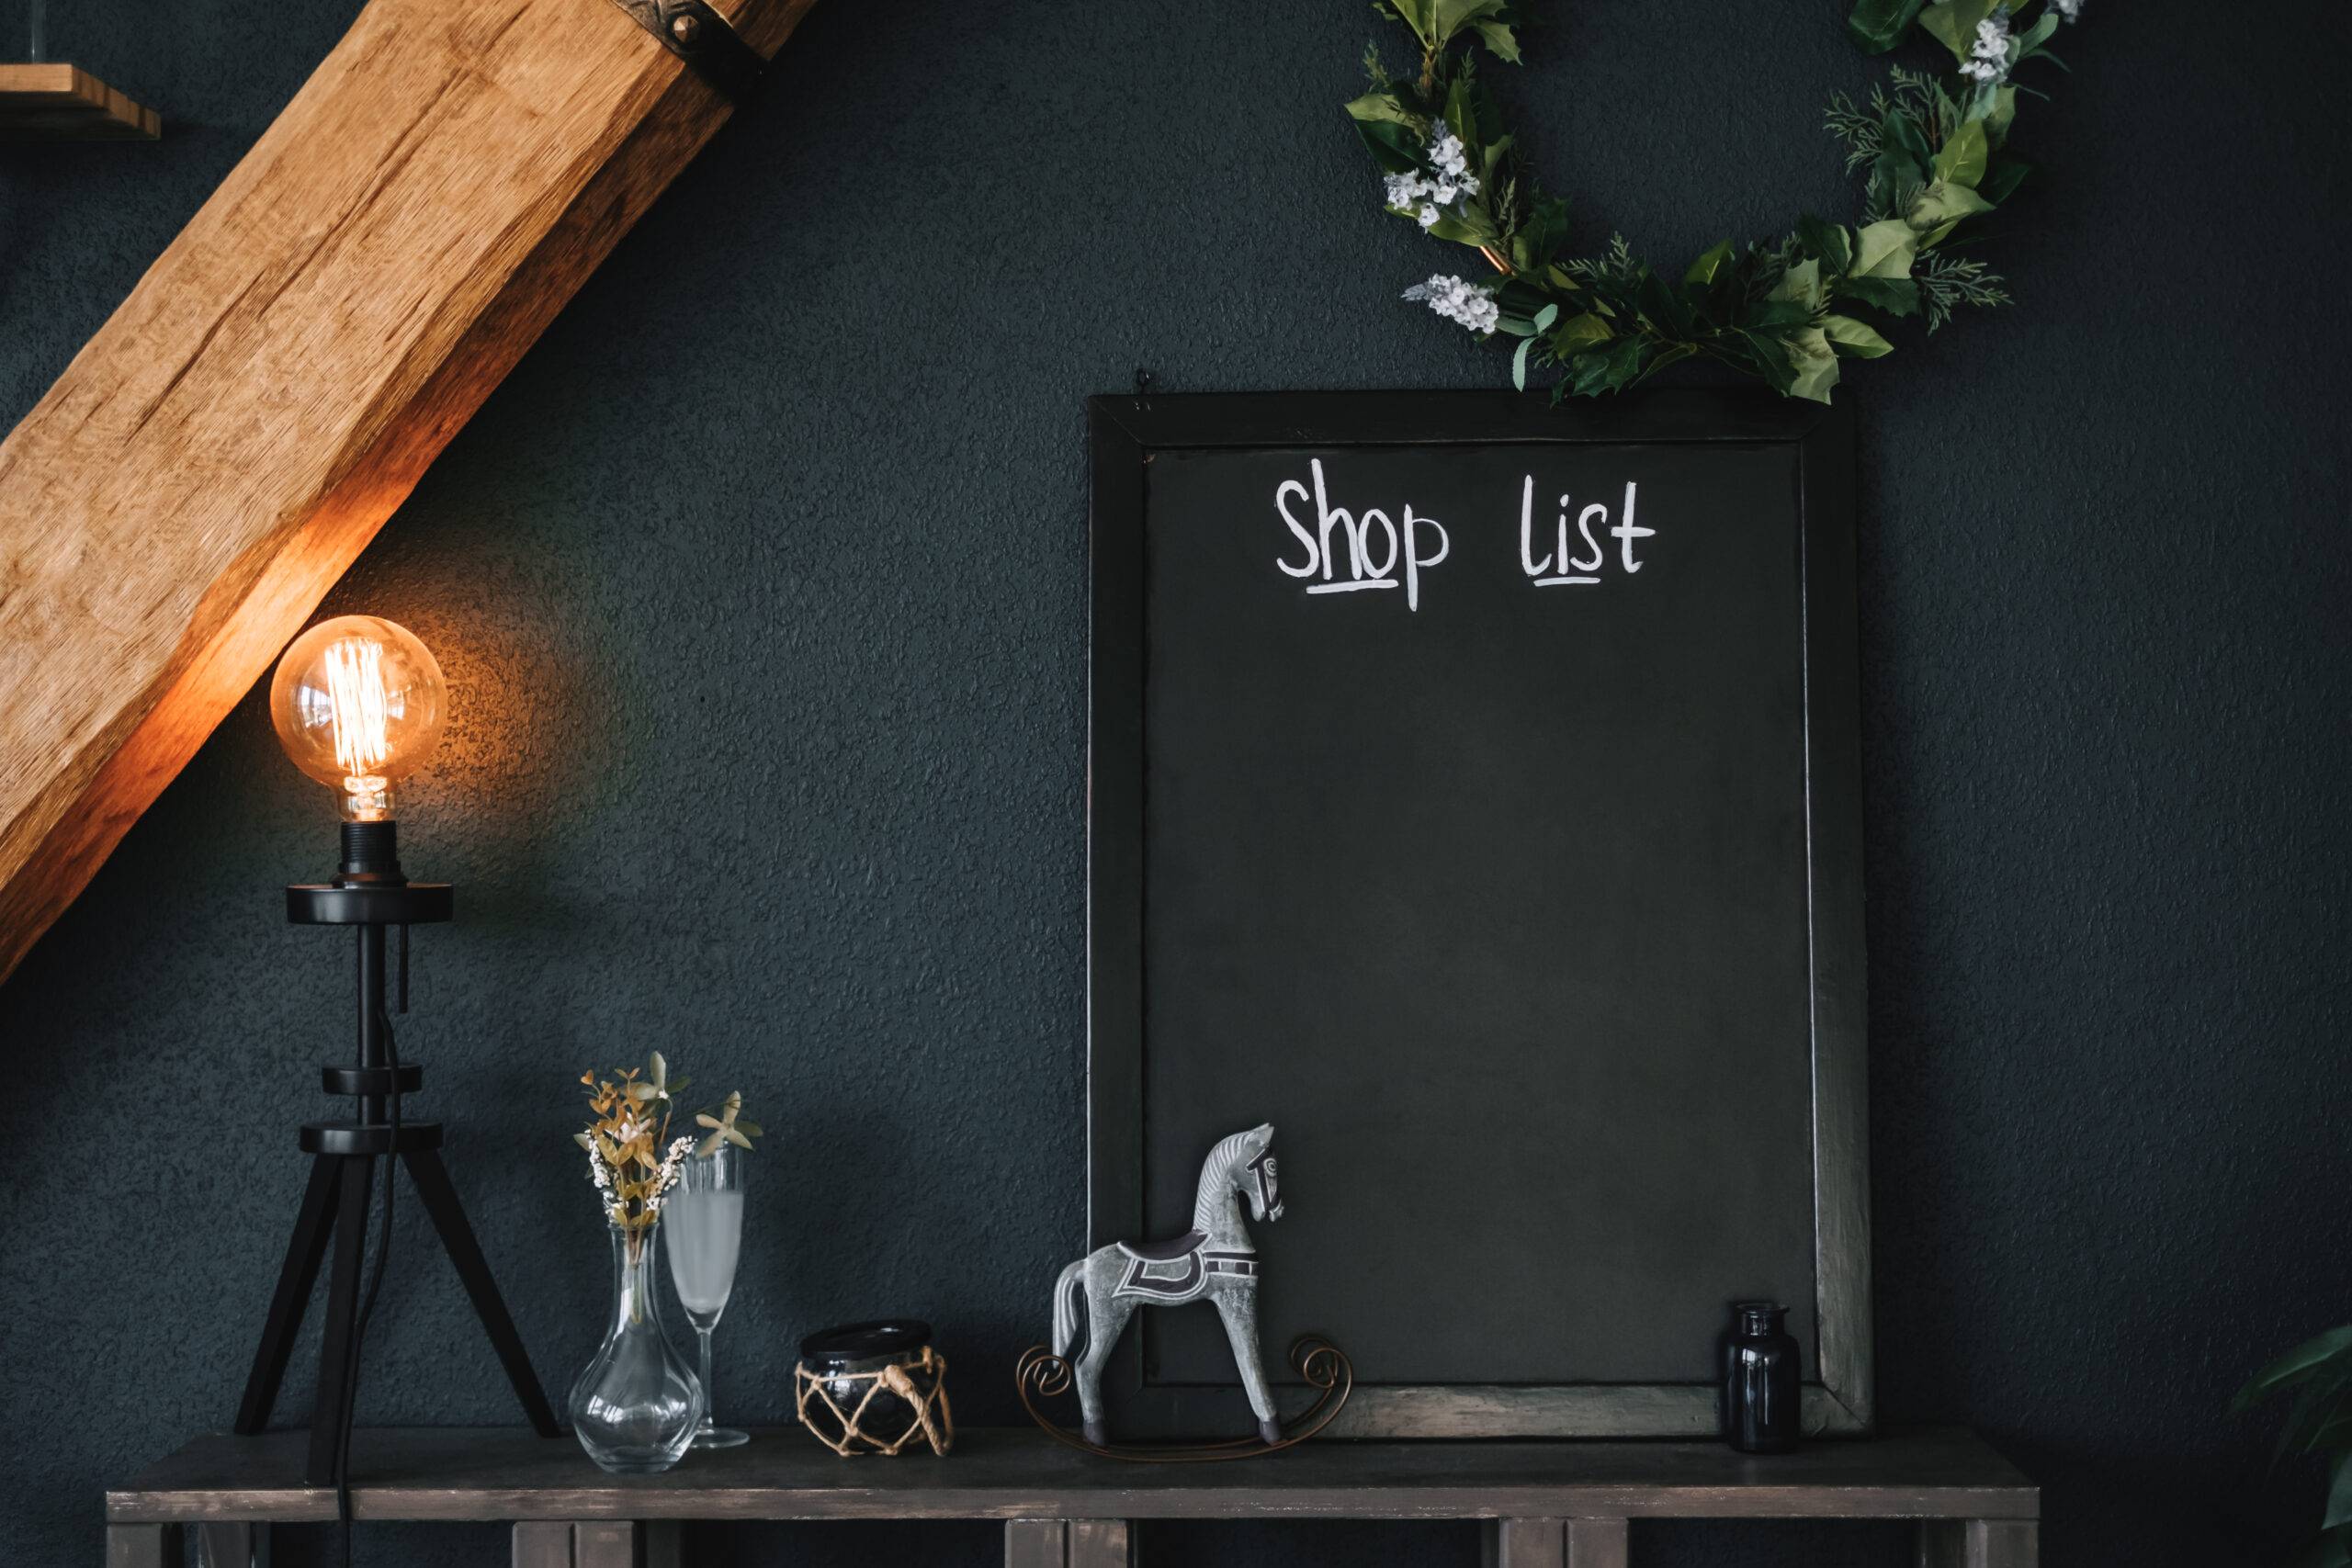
[1345,0,2087,403]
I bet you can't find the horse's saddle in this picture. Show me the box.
[1117,1229,1205,1263]
[1113,1230,1259,1300]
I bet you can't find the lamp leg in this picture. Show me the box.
[234,1156,343,1434]
[403,1147,561,1436]
[306,1156,375,1486]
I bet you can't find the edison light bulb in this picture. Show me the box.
[269,616,447,821]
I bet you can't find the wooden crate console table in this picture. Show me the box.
[107,1426,2035,1567]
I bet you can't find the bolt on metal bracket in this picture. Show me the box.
[605,0,765,102]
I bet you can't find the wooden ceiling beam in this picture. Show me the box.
[0,0,814,982]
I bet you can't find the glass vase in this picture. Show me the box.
[569,1222,705,1474]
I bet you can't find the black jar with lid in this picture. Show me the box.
[796,1320,951,1455]
[1720,1301,1801,1453]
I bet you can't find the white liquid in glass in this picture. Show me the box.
[662,1190,744,1318]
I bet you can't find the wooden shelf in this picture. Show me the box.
[107,1426,2040,1567]
[0,63,158,140]
[111,1423,2036,1523]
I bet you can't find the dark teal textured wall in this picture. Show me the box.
[3,2,2348,1564]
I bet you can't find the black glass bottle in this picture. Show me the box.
[1721,1301,1801,1453]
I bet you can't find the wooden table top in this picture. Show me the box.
[108,1427,2036,1524]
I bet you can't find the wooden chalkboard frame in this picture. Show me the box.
[1086,389,1869,1439]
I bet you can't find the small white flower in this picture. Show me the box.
[2051,0,2082,17]
[1381,127,1482,226]
[1427,126,1471,180]
[648,1134,698,1201]
[1961,10,2013,84]
[1402,274,1500,335]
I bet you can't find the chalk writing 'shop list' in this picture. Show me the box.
[1272,458,1652,611]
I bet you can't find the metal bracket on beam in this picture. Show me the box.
[605,0,765,101]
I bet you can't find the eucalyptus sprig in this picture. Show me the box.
[1345,0,2088,403]
[694,1090,763,1158]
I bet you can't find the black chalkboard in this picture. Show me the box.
[1088,390,1870,1439]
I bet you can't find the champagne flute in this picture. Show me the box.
[662,1143,749,1448]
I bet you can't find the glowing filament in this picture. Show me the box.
[323,637,392,788]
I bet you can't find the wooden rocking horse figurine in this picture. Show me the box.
[1050,1123,1284,1447]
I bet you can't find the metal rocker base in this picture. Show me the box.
[1014,1337,1352,1462]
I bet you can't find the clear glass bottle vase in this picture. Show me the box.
[569,1222,705,1473]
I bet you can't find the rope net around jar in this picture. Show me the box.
[793,1345,954,1456]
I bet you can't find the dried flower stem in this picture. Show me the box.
[573,1055,695,1240]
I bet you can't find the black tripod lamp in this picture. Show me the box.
[234,615,559,1486]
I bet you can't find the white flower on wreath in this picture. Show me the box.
[1382,123,1481,231]
[1426,125,1472,182]
[1384,173,1441,229]
[1960,9,2014,84]
[1402,274,1500,335]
